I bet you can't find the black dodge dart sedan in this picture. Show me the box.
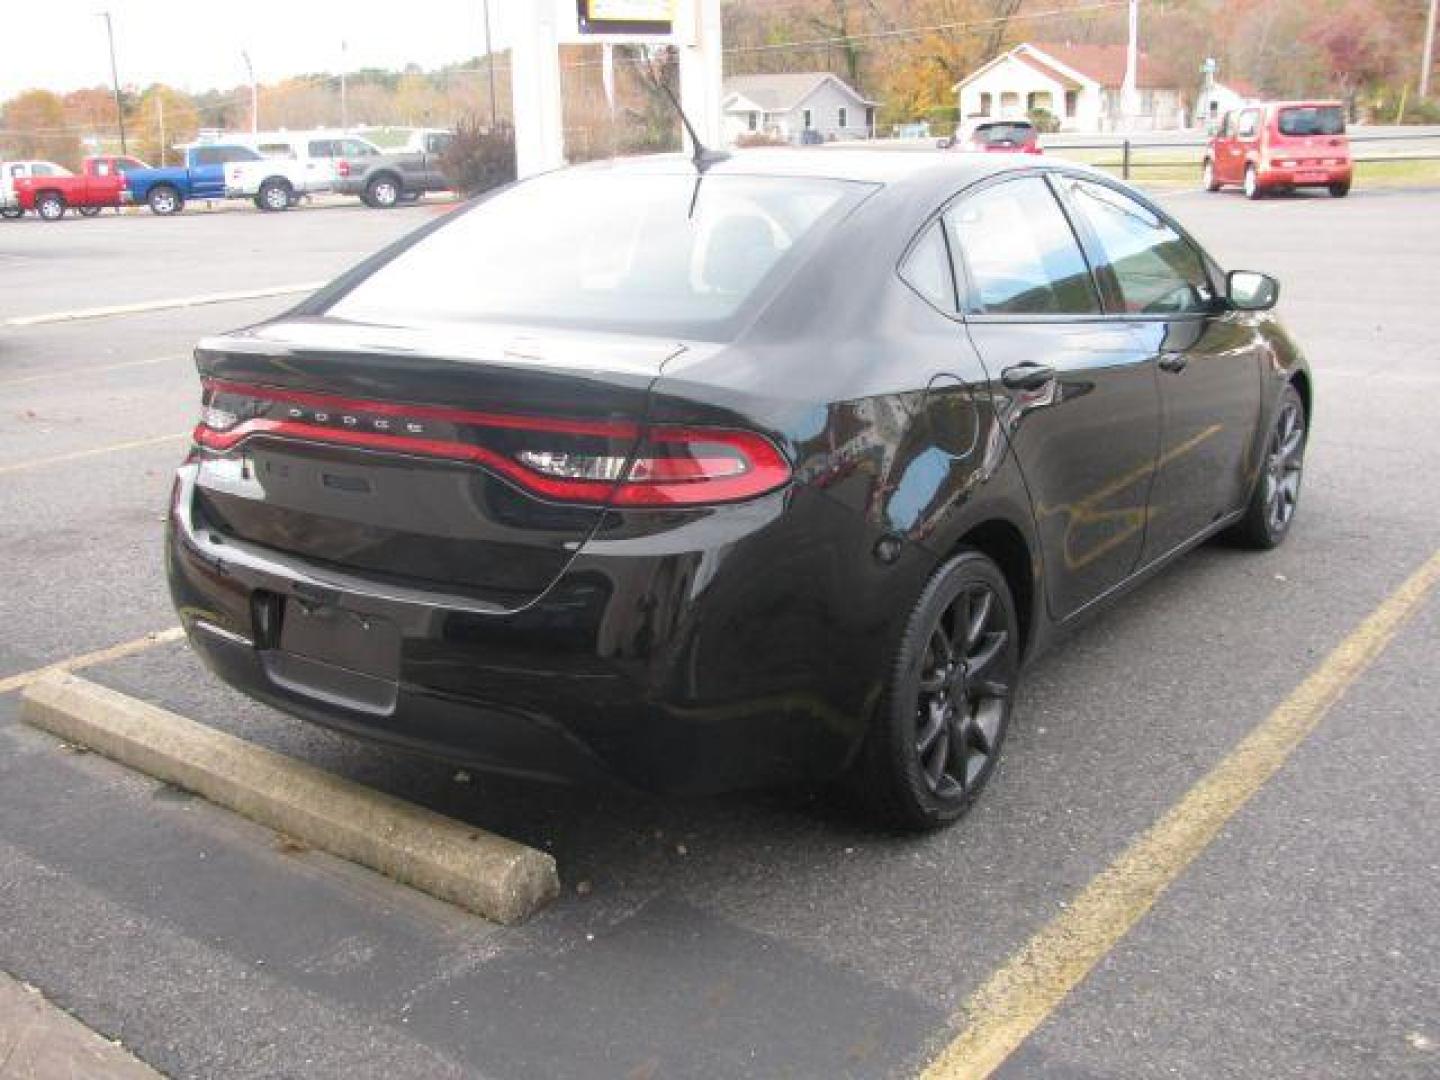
[167,150,1310,829]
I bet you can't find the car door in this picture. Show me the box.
[1055,176,1263,563]
[1211,111,1237,182]
[947,174,1160,620]
[422,131,452,189]
[1232,108,1262,180]
[189,147,224,198]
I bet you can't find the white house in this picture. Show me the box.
[1195,78,1260,132]
[721,73,878,146]
[953,42,1192,133]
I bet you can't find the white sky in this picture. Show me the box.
[0,0,512,101]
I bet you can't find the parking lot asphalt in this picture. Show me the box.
[1,188,1437,1078]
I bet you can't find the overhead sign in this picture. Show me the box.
[575,0,675,38]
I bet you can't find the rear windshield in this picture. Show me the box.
[326,170,867,338]
[1278,106,1345,137]
[974,124,1034,144]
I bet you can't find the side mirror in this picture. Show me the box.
[1227,270,1279,311]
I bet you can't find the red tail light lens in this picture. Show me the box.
[193,380,789,507]
[337,160,351,177]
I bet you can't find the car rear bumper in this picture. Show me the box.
[1258,163,1352,187]
[166,460,916,793]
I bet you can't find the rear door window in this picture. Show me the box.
[1236,110,1260,139]
[946,176,1099,316]
[1059,178,1213,315]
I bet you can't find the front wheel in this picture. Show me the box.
[258,179,292,211]
[365,175,401,208]
[1225,384,1307,549]
[1202,158,1220,192]
[36,193,66,221]
[1329,181,1351,198]
[852,549,1020,831]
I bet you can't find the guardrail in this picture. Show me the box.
[1046,132,1440,179]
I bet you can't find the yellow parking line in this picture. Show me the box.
[921,548,1440,1080]
[0,432,186,476]
[0,627,185,696]
[0,355,180,388]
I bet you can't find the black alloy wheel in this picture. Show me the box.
[856,549,1019,830]
[1227,384,1306,549]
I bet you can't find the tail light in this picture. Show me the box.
[192,379,789,507]
[337,160,351,177]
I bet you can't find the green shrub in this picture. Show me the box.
[1027,107,1061,134]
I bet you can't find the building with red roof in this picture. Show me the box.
[953,41,1239,134]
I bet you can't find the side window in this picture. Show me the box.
[93,160,113,176]
[1236,110,1259,139]
[946,176,1099,316]
[425,133,451,155]
[224,147,261,163]
[32,163,55,176]
[1060,179,1212,314]
[192,148,219,166]
[900,221,957,313]
[343,139,377,157]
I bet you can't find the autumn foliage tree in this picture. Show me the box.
[1,89,81,168]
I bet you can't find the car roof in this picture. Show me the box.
[571,147,1079,195]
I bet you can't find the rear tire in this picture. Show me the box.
[851,549,1020,831]
[1243,165,1263,200]
[1329,181,1351,197]
[148,184,183,215]
[1202,158,1220,192]
[1225,384,1306,550]
[36,192,65,221]
[258,179,292,211]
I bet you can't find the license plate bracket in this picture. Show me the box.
[278,600,401,680]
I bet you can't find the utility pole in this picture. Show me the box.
[98,11,128,154]
[1120,0,1140,130]
[482,0,498,128]
[158,95,166,165]
[1423,0,1438,99]
[340,40,348,132]
[242,50,258,134]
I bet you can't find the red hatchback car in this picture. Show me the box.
[1204,101,1352,199]
[953,120,1043,155]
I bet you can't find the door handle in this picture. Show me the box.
[1158,352,1189,374]
[1001,362,1056,390]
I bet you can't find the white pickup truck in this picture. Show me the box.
[224,132,382,211]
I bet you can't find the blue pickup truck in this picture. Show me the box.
[124,144,263,215]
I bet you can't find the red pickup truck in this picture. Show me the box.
[14,156,131,220]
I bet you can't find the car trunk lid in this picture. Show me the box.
[188,317,680,610]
